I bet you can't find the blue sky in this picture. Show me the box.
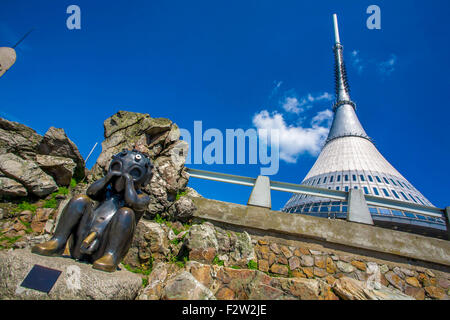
[1,0,449,210]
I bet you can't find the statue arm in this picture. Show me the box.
[86,171,118,200]
[123,174,150,212]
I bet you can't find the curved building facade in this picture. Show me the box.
[282,15,447,239]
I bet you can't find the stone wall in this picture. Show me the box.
[187,197,450,300]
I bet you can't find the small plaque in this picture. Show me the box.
[20,264,62,293]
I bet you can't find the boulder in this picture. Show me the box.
[0,153,58,197]
[0,177,27,197]
[137,262,179,300]
[0,249,142,300]
[332,276,414,300]
[168,196,196,222]
[88,111,192,220]
[162,271,216,300]
[0,117,42,160]
[36,154,76,186]
[38,127,85,180]
[184,223,256,267]
[185,223,219,264]
[123,220,170,268]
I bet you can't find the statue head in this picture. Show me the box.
[108,149,153,192]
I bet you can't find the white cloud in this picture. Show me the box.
[252,109,332,163]
[349,50,398,77]
[282,97,302,114]
[350,50,364,74]
[378,54,397,76]
[281,92,333,114]
[311,109,333,127]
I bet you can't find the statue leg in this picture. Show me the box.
[32,195,92,256]
[92,207,136,272]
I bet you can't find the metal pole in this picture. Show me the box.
[85,142,98,163]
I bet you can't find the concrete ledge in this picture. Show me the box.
[191,197,450,267]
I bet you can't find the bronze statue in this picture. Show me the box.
[32,149,153,272]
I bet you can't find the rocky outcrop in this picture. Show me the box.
[0,153,58,197]
[38,127,85,180]
[0,249,142,300]
[0,177,28,197]
[88,111,194,220]
[35,155,76,187]
[0,117,42,160]
[0,117,85,197]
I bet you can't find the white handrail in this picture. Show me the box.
[186,168,445,218]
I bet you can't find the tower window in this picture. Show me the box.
[417,198,425,205]
[390,179,397,186]
[368,175,373,182]
[409,194,417,203]
[391,190,400,199]
[400,192,409,201]
[352,175,357,181]
[330,176,334,183]
[382,188,390,197]
[360,175,365,182]
[383,177,390,184]
[312,179,316,184]
[337,175,341,182]
[336,186,340,190]
[354,186,358,189]
[345,186,349,192]
[345,175,349,181]
[317,178,321,184]
[397,180,404,188]
[323,177,327,184]
[373,187,380,196]
[375,176,381,183]
[363,187,370,194]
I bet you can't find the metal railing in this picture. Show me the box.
[186,168,445,218]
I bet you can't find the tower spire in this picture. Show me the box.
[332,14,351,103]
[325,14,370,143]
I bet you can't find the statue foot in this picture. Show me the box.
[31,239,64,256]
[92,253,117,272]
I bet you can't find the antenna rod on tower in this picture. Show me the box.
[332,14,340,44]
[12,29,34,49]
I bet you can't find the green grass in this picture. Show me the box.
[154,213,166,225]
[14,201,37,213]
[70,178,77,188]
[43,198,58,209]
[247,260,258,270]
[231,265,241,269]
[43,187,70,209]
[175,190,188,201]
[18,218,33,234]
[0,233,23,250]
[212,255,225,267]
